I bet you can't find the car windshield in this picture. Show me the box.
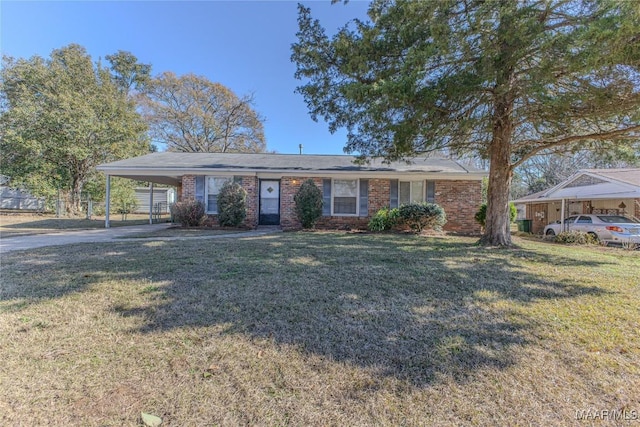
[596,215,638,224]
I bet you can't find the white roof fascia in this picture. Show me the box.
[96,167,485,181]
[542,170,635,198]
[540,170,590,198]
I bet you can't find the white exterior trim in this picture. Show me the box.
[331,178,360,217]
[97,167,485,180]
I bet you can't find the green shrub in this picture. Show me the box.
[475,202,517,227]
[170,199,206,227]
[554,231,598,245]
[294,179,323,229]
[368,207,400,232]
[218,182,247,227]
[397,203,447,232]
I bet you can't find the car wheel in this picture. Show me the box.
[545,229,556,236]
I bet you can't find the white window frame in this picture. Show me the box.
[398,180,425,205]
[205,176,232,214]
[332,178,359,216]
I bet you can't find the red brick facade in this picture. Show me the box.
[179,174,483,234]
[181,175,196,200]
[435,180,483,234]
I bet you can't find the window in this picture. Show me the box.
[576,216,592,224]
[399,180,424,205]
[206,176,231,213]
[333,179,358,215]
[597,215,636,223]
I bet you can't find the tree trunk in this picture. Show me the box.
[480,149,513,246]
[70,177,83,215]
[480,99,514,246]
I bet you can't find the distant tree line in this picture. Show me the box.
[0,44,266,215]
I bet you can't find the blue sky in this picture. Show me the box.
[0,0,371,154]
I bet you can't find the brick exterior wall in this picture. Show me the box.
[434,180,483,234]
[180,174,482,234]
[181,175,196,200]
[280,177,321,229]
[369,178,391,213]
[242,176,259,228]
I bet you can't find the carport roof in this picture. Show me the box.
[513,168,640,203]
[97,152,486,185]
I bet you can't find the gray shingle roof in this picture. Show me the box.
[98,152,485,174]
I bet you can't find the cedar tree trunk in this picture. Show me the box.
[480,94,514,246]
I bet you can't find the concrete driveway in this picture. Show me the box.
[0,223,281,253]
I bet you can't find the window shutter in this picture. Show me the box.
[195,176,205,204]
[359,179,368,216]
[389,179,398,208]
[233,175,243,184]
[322,179,332,216]
[426,180,435,203]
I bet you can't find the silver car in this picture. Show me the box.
[543,214,640,244]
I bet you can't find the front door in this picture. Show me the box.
[259,180,280,225]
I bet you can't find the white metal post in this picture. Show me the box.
[149,182,154,224]
[560,198,566,232]
[105,175,111,228]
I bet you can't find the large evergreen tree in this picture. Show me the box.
[292,0,640,246]
[0,44,149,214]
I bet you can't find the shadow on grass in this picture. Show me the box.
[0,217,150,230]
[0,233,612,386]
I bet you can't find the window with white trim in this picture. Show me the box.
[206,176,232,214]
[399,180,425,205]
[333,179,358,215]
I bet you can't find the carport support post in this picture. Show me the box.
[149,182,154,225]
[560,198,566,232]
[105,174,111,228]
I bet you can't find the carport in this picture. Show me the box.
[96,157,182,228]
[513,169,640,234]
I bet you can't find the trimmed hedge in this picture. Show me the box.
[368,207,400,231]
[218,182,247,227]
[294,179,323,229]
[369,203,446,233]
[170,199,206,227]
[554,231,598,245]
[398,202,447,232]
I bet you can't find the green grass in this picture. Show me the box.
[118,226,246,239]
[1,232,639,426]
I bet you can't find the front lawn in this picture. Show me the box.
[0,213,157,238]
[1,233,638,426]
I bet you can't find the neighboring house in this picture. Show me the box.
[134,187,176,214]
[97,152,486,233]
[512,168,640,234]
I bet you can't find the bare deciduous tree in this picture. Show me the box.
[140,72,266,153]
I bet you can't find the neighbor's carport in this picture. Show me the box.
[513,169,640,234]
